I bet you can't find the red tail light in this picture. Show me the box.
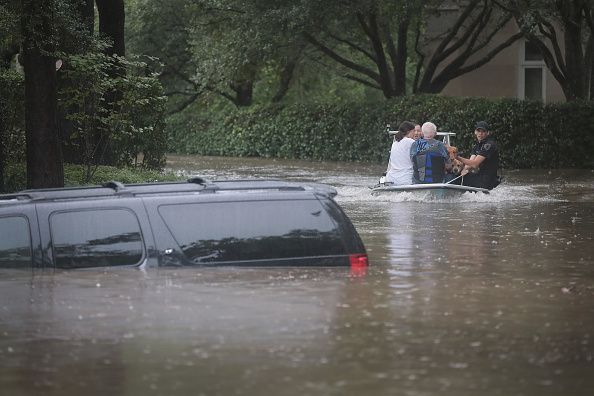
[349,254,368,277]
[349,254,369,268]
[349,254,368,268]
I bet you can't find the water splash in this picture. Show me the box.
[335,183,565,204]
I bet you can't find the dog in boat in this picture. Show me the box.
[447,146,464,175]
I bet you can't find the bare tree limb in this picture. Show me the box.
[343,74,382,89]
[358,12,394,97]
[432,0,482,63]
[539,20,567,74]
[456,32,524,76]
[303,32,381,84]
[327,32,377,62]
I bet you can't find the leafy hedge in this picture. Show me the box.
[169,95,594,169]
[3,163,179,193]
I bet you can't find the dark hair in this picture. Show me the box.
[394,121,416,142]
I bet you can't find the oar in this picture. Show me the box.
[445,174,464,184]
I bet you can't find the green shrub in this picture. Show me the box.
[59,49,168,175]
[2,163,180,193]
[169,95,594,169]
[0,52,169,191]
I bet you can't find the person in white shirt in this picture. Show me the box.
[385,121,416,185]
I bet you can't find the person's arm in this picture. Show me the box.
[457,154,485,175]
[458,154,485,168]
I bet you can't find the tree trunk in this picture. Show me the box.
[94,0,126,165]
[231,80,253,107]
[393,15,409,96]
[587,30,594,100]
[22,0,64,189]
[562,1,588,100]
[95,0,125,57]
[358,12,394,98]
[272,48,303,103]
[0,122,5,192]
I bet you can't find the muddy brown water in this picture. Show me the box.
[1,155,593,396]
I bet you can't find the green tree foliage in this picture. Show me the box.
[59,43,168,182]
[128,0,523,111]
[0,0,20,67]
[128,0,311,109]
[0,69,25,192]
[0,0,168,191]
[127,0,201,113]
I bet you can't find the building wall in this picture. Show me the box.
[433,15,566,103]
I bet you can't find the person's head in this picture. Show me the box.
[393,121,416,142]
[413,124,422,140]
[474,121,490,142]
[421,122,437,139]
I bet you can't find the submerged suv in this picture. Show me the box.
[0,178,368,270]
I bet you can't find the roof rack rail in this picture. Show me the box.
[102,181,126,191]
[0,193,33,202]
[1,178,337,203]
[187,176,214,185]
[188,176,220,193]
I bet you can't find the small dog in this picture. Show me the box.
[447,146,464,175]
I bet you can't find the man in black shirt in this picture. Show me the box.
[456,121,500,190]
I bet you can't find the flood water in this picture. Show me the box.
[1,155,593,396]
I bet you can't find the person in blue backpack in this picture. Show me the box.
[409,122,451,184]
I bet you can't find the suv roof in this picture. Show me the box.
[0,177,338,204]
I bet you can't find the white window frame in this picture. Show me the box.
[518,40,546,102]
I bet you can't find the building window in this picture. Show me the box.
[524,67,544,100]
[520,40,546,101]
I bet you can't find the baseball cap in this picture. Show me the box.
[475,121,489,131]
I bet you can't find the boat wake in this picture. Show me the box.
[334,182,565,204]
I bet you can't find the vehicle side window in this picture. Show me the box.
[0,216,32,268]
[50,209,144,269]
[159,200,345,264]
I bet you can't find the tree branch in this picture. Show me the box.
[327,32,376,62]
[303,32,381,83]
[439,2,489,63]
[413,22,424,93]
[358,12,394,96]
[206,85,236,104]
[528,35,567,85]
[166,93,200,115]
[538,20,566,75]
[456,32,523,76]
[432,0,482,63]
[343,74,382,89]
